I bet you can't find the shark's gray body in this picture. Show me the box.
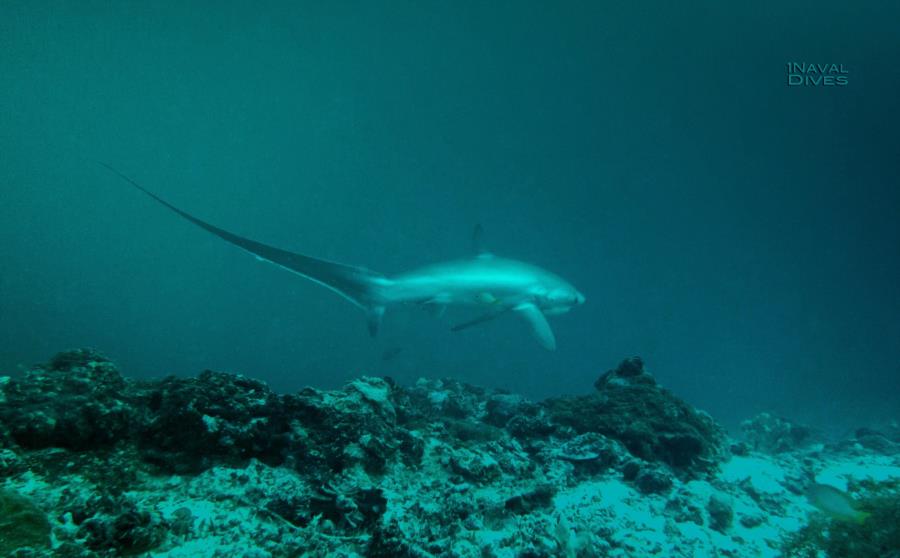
[102,165,585,349]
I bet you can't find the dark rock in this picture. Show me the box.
[0,349,134,451]
[403,378,486,421]
[730,442,750,456]
[135,370,289,473]
[594,356,649,387]
[0,489,52,555]
[47,348,110,371]
[739,513,764,528]
[52,542,98,557]
[69,493,165,555]
[504,485,556,515]
[169,507,194,537]
[622,460,641,481]
[78,513,159,555]
[635,464,674,495]
[484,392,555,443]
[665,493,704,525]
[24,447,144,496]
[735,478,787,516]
[545,357,727,476]
[854,429,897,454]
[505,413,556,440]
[707,494,733,533]
[1,352,427,477]
[887,421,900,443]
[283,377,409,475]
[782,472,808,496]
[0,448,24,477]
[265,495,311,528]
[740,413,819,454]
[309,481,387,531]
[444,418,504,443]
[485,393,536,427]
[555,433,625,474]
[395,429,426,467]
[367,519,427,558]
[447,447,501,483]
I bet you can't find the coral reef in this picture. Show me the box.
[0,349,132,451]
[0,349,897,557]
[544,357,727,476]
[134,370,290,473]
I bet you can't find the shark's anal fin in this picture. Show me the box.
[472,224,485,255]
[515,302,556,350]
[367,306,385,337]
[476,292,499,305]
[421,300,447,318]
[472,224,493,258]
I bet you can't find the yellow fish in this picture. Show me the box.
[806,483,870,523]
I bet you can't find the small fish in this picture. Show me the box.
[806,483,870,523]
[381,346,404,362]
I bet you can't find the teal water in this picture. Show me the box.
[1,1,898,433]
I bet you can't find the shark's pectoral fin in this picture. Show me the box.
[515,302,556,350]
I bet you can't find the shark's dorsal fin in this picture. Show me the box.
[472,224,493,258]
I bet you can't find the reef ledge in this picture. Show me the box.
[1,349,898,557]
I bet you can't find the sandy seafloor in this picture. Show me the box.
[1,350,898,557]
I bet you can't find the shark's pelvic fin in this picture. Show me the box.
[421,300,448,318]
[451,307,511,332]
[366,305,386,337]
[472,224,485,255]
[99,163,390,332]
[515,302,556,350]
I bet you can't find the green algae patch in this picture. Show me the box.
[0,489,52,554]
[781,480,900,558]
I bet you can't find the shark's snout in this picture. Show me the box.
[575,291,586,305]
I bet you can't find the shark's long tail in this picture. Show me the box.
[99,163,392,336]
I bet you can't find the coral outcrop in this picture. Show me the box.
[0,349,897,557]
[0,349,133,451]
[135,370,290,473]
[544,357,728,476]
[740,412,820,454]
